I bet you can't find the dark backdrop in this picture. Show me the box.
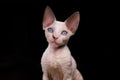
[0,0,113,80]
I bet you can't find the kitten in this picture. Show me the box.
[41,6,83,80]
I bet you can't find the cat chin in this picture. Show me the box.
[49,42,65,48]
[50,42,60,46]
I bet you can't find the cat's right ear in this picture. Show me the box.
[42,6,56,30]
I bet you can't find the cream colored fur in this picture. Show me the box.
[41,6,83,80]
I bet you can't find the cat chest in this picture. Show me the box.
[47,54,64,68]
[41,49,72,80]
[44,54,65,80]
[43,50,71,68]
[47,63,64,80]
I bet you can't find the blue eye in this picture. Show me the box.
[61,31,67,35]
[47,28,53,33]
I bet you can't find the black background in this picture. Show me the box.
[0,0,113,80]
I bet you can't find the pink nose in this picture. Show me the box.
[52,35,58,39]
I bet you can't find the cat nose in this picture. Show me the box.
[52,35,58,39]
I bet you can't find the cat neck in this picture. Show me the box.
[48,44,67,51]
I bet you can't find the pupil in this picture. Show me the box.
[62,31,67,35]
[63,32,66,34]
[48,28,53,33]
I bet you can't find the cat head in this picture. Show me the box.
[42,6,80,48]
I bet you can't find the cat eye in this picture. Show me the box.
[47,28,53,33]
[61,31,68,35]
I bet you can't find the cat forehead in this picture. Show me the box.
[54,21,65,26]
[53,21,70,32]
[53,21,67,29]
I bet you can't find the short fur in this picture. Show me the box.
[41,6,83,80]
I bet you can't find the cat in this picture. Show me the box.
[41,6,83,80]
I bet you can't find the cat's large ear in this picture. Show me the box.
[43,6,56,30]
[65,12,80,34]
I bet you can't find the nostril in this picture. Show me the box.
[52,35,58,39]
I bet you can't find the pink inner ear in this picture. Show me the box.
[65,12,80,33]
[68,21,79,32]
[44,16,54,27]
[43,6,55,28]
[69,27,74,31]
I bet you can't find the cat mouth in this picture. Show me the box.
[51,40,58,45]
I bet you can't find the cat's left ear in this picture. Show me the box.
[65,12,80,34]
